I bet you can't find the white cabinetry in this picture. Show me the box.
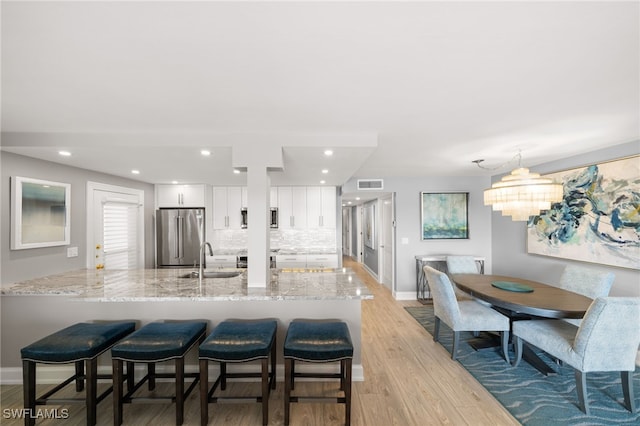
[156,184,206,208]
[277,187,307,229]
[207,255,237,268]
[306,254,339,268]
[275,253,338,268]
[306,186,336,229]
[212,187,243,230]
[275,254,307,268]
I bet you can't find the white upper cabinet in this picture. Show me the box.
[212,187,243,229]
[278,187,308,229]
[306,186,336,228]
[156,184,206,208]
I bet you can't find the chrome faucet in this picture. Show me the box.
[199,242,213,279]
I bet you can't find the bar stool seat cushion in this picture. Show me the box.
[112,322,207,361]
[21,322,136,363]
[200,320,277,362]
[284,321,353,362]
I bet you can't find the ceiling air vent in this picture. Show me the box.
[357,179,384,190]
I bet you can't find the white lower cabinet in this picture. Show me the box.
[275,254,307,269]
[207,255,237,268]
[306,254,339,268]
[275,254,338,268]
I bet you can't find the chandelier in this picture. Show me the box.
[474,154,564,221]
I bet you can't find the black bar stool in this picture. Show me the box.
[199,319,277,426]
[21,321,136,426]
[283,320,354,426]
[111,321,207,426]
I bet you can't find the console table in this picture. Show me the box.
[415,255,485,302]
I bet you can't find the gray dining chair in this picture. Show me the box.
[423,266,510,362]
[512,297,640,415]
[557,265,615,326]
[446,256,479,274]
[446,255,487,307]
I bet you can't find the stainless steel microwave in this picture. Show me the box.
[240,208,278,228]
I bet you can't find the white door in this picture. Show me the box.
[356,206,363,263]
[342,208,351,257]
[380,195,394,290]
[88,182,144,270]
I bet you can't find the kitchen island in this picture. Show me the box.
[1,268,372,384]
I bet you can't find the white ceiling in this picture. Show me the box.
[2,1,638,205]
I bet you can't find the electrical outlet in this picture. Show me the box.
[401,237,409,245]
[67,246,78,258]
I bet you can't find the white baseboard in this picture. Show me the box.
[393,291,417,301]
[1,363,365,385]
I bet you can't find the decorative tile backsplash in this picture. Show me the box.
[211,229,337,253]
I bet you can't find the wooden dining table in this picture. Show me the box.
[450,273,594,374]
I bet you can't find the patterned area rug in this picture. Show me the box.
[405,306,640,425]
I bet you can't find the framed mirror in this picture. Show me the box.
[11,176,71,250]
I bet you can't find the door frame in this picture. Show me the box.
[86,182,145,269]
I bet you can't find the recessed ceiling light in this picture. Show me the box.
[321,169,329,174]
[58,150,71,156]
[355,197,361,200]
[233,169,241,174]
[201,150,211,156]
[320,180,326,184]
[347,201,352,205]
[131,170,140,175]
[172,180,178,184]
[324,150,333,156]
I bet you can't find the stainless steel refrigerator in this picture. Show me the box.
[156,208,205,268]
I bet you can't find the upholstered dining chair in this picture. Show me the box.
[446,256,479,274]
[446,255,487,306]
[423,266,510,362]
[512,297,640,415]
[444,256,479,301]
[557,265,615,325]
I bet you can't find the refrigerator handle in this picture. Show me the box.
[174,216,180,258]
[179,216,185,259]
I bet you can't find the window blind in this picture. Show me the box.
[103,202,139,270]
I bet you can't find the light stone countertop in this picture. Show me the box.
[1,268,373,302]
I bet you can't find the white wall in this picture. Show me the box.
[1,152,156,284]
[491,141,639,297]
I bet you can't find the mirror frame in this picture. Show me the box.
[11,176,71,250]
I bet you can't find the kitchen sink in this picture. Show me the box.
[179,270,243,279]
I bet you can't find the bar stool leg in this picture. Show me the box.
[220,362,227,390]
[345,358,352,426]
[75,360,84,391]
[23,360,36,426]
[290,359,295,390]
[175,357,185,425]
[126,361,135,392]
[261,358,269,426]
[199,359,208,426]
[113,359,124,426]
[86,358,98,426]
[148,362,156,390]
[284,358,292,426]
[270,340,277,390]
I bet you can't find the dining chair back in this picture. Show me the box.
[446,256,479,274]
[558,265,614,325]
[423,266,510,362]
[512,297,640,415]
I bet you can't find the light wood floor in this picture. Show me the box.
[0,259,519,425]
